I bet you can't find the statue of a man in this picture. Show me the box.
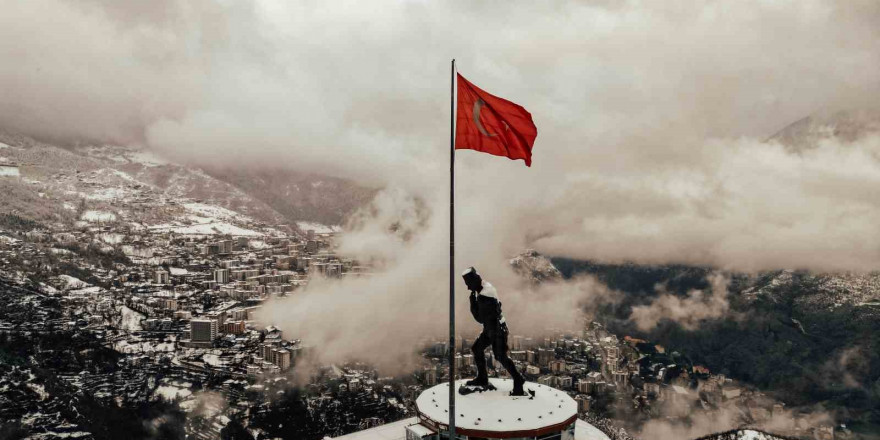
[462,267,528,396]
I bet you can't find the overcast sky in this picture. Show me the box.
[4,0,880,271]
[4,0,880,370]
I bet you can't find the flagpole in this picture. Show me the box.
[448,58,457,440]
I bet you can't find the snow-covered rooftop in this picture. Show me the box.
[329,417,610,440]
[330,417,418,440]
[416,379,577,435]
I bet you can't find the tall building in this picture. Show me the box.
[190,319,217,342]
[263,344,277,364]
[218,240,234,254]
[537,347,554,366]
[154,269,170,285]
[229,308,248,321]
[306,239,318,254]
[424,368,437,386]
[577,379,591,394]
[558,376,573,389]
[462,354,474,367]
[223,321,245,335]
[214,268,230,284]
[274,349,291,370]
[206,311,226,327]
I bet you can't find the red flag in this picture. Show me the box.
[455,73,538,166]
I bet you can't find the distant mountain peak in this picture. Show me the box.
[510,249,562,283]
[769,108,880,151]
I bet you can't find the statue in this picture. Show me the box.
[461,267,530,397]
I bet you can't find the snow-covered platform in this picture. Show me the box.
[414,379,579,439]
[330,380,610,440]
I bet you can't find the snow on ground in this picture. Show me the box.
[0,142,9,149]
[147,202,262,236]
[297,221,341,234]
[98,233,124,244]
[151,222,261,236]
[27,382,49,401]
[155,385,193,401]
[113,338,176,354]
[203,353,226,367]
[24,429,91,439]
[110,169,136,181]
[737,430,772,440]
[69,286,102,295]
[184,203,246,222]
[63,202,77,211]
[119,305,144,332]
[129,150,168,167]
[0,165,21,177]
[0,234,20,244]
[85,187,127,201]
[248,240,267,249]
[80,210,116,222]
[58,275,89,289]
[179,399,199,412]
[169,267,188,276]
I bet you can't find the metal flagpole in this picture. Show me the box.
[448,58,457,440]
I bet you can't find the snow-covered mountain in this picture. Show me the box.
[510,249,562,283]
[742,269,880,317]
[769,108,880,151]
[0,132,364,235]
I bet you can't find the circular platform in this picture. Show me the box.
[415,379,578,438]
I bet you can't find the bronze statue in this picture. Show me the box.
[462,267,529,396]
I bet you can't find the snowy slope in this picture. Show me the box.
[510,249,563,283]
[0,133,294,237]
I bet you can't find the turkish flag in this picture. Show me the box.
[455,73,538,166]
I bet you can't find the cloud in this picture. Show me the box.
[630,273,731,331]
[5,0,880,373]
[256,188,617,372]
[4,1,880,273]
[636,387,834,440]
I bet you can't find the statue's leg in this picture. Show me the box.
[492,329,524,385]
[470,332,490,383]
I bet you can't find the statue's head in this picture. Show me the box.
[462,267,482,292]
